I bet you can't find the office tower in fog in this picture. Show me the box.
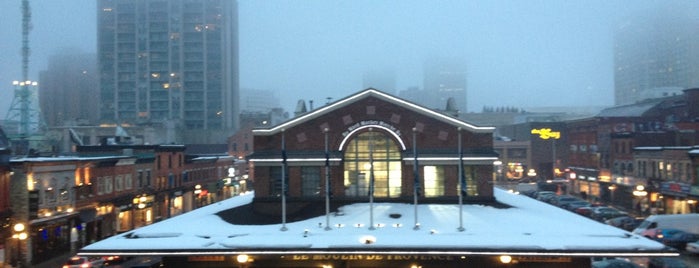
[423,58,467,112]
[614,4,699,105]
[97,0,239,143]
[39,52,99,127]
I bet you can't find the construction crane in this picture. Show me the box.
[4,0,45,155]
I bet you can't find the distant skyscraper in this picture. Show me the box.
[239,88,281,113]
[423,58,467,112]
[39,52,99,127]
[97,0,239,144]
[613,4,699,105]
[362,68,396,95]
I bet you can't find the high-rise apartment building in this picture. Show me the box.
[97,0,239,144]
[613,4,699,105]
[423,57,467,112]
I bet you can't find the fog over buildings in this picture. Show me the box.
[1,1,699,119]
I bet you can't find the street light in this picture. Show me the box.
[12,223,28,267]
[633,185,648,216]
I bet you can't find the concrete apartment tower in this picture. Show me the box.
[97,0,239,144]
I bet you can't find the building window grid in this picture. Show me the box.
[301,167,321,197]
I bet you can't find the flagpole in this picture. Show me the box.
[369,128,375,230]
[457,127,465,232]
[281,129,288,231]
[413,127,420,230]
[324,128,332,230]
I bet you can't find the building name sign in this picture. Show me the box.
[531,128,560,140]
[342,120,401,137]
[291,254,455,261]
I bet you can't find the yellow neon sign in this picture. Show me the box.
[531,128,560,140]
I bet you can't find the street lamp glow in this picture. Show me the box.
[13,223,25,232]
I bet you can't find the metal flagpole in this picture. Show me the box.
[369,128,375,230]
[324,128,332,230]
[413,127,420,230]
[281,129,288,231]
[457,127,465,232]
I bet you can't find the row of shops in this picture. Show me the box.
[2,151,249,267]
[566,167,698,217]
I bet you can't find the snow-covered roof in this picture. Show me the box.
[80,188,675,258]
[252,88,495,135]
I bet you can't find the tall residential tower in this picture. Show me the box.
[97,0,239,144]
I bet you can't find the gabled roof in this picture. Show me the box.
[253,88,494,135]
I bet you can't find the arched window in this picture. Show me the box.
[343,131,402,197]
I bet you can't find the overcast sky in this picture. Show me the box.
[0,1,695,117]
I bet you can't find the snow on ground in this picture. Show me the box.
[82,188,667,253]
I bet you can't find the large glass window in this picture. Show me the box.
[423,166,445,197]
[458,166,479,196]
[344,131,402,197]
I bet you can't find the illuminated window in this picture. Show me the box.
[343,131,402,197]
[423,166,445,197]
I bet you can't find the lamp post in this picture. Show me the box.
[632,185,648,216]
[12,223,28,268]
[608,185,617,205]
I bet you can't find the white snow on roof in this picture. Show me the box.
[81,188,668,255]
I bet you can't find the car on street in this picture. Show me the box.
[658,231,699,250]
[605,216,644,231]
[62,256,105,268]
[534,191,556,201]
[591,207,627,222]
[561,200,591,211]
[574,206,594,217]
[551,195,580,207]
[686,240,699,254]
[644,228,686,241]
[647,257,689,268]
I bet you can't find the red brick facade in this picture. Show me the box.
[249,89,497,212]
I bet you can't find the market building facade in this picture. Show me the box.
[248,89,498,215]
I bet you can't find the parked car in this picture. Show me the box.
[591,207,627,222]
[561,200,590,211]
[574,206,594,217]
[605,216,644,231]
[534,191,556,201]
[102,255,129,266]
[645,228,686,241]
[62,256,105,268]
[686,240,699,254]
[551,195,579,207]
[632,214,699,237]
[647,257,688,268]
[658,231,699,250]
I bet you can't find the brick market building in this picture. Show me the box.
[248,89,498,215]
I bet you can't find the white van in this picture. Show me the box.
[632,214,699,237]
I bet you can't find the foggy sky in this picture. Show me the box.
[0,1,694,117]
